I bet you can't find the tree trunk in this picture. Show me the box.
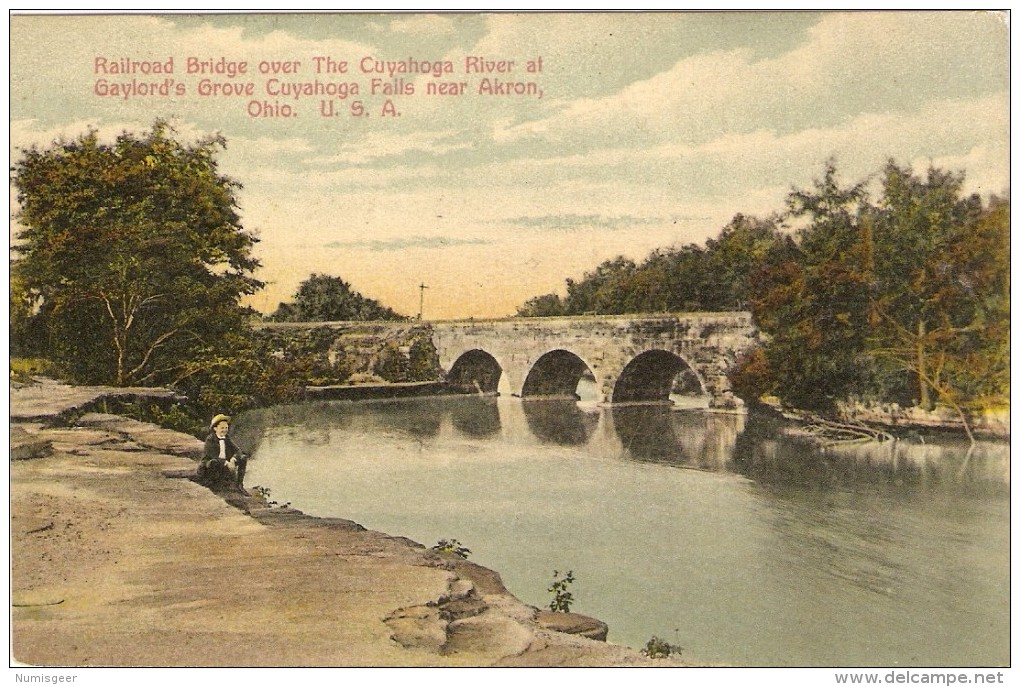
[917,319,933,411]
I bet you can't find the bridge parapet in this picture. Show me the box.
[432,313,758,407]
[257,313,759,407]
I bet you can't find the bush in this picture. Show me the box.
[430,538,472,559]
[10,357,63,385]
[641,633,683,659]
[548,570,576,612]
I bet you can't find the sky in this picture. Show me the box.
[8,11,1010,320]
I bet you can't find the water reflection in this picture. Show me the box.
[521,399,599,445]
[732,412,1009,497]
[609,406,746,470]
[241,398,1009,497]
[373,400,443,439]
[240,396,1009,667]
[449,397,501,438]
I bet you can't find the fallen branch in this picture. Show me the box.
[785,411,896,444]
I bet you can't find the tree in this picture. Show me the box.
[515,215,783,317]
[11,121,262,386]
[744,160,1009,424]
[869,162,986,410]
[700,214,785,311]
[10,265,45,358]
[563,256,638,315]
[517,293,565,317]
[868,166,1009,438]
[270,273,405,322]
[747,162,875,411]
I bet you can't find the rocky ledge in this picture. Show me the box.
[10,379,675,667]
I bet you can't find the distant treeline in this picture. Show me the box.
[269,273,406,322]
[519,160,1010,419]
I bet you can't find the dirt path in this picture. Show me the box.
[10,381,670,667]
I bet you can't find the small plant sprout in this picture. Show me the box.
[547,569,576,612]
[251,485,290,509]
[641,630,683,659]
[431,538,472,559]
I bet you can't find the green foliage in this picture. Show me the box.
[747,161,1009,419]
[547,569,576,612]
[271,273,406,322]
[148,403,205,437]
[106,400,207,438]
[641,633,683,659]
[372,331,440,383]
[11,121,261,387]
[251,485,291,509]
[10,269,47,358]
[430,538,472,559]
[373,341,408,381]
[867,164,1009,420]
[517,293,565,317]
[748,162,875,412]
[728,348,774,402]
[515,158,1008,422]
[173,330,314,418]
[407,332,441,382]
[517,215,785,317]
[9,358,63,385]
[253,326,349,386]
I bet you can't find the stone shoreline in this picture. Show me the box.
[10,379,673,667]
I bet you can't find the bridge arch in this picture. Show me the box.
[612,350,705,404]
[447,349,503,394]
[521,349,599,400]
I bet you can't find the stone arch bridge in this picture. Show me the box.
[259,313,758,407]
[432,313,758,407]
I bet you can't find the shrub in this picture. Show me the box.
[430,538,471,559]
[548,569,575,612]
[641,633,683,659]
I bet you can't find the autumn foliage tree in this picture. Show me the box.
[746,161,1009,423]
[746,162,876,411]
[867,164,1009,435]
[11,121,263,386]
[517,159,1009,425]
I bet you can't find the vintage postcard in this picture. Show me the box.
[9,10,1010,679]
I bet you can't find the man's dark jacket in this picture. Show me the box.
[200,433,242,485]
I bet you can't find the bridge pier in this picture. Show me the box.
[432,314,757,409]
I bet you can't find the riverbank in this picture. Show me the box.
[10,378,671,667]
[753,396,1010,442]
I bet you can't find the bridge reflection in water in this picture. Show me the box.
[237,395,1006,496]
[239,394,1008,666]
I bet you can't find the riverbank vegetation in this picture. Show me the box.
[11,122,262,389]
[9,122,418,425]
[269,273,406,322]
[548,570,576,613]
[518,161,1009,435]
[9,120,1008,439]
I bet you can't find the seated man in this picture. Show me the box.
[199,414,248,492]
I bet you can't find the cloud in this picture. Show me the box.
[500,213,666,232]
[10,13,1008,320]
[388,14,457,35]
[9,116,211,150]
[305,129,472,166]
[324,235,491,251]
[491,12,1008,151]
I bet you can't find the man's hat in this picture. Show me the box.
[210,414,231,429]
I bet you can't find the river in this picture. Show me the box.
[237,394,1009,667]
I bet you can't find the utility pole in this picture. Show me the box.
[418,282,428,320]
